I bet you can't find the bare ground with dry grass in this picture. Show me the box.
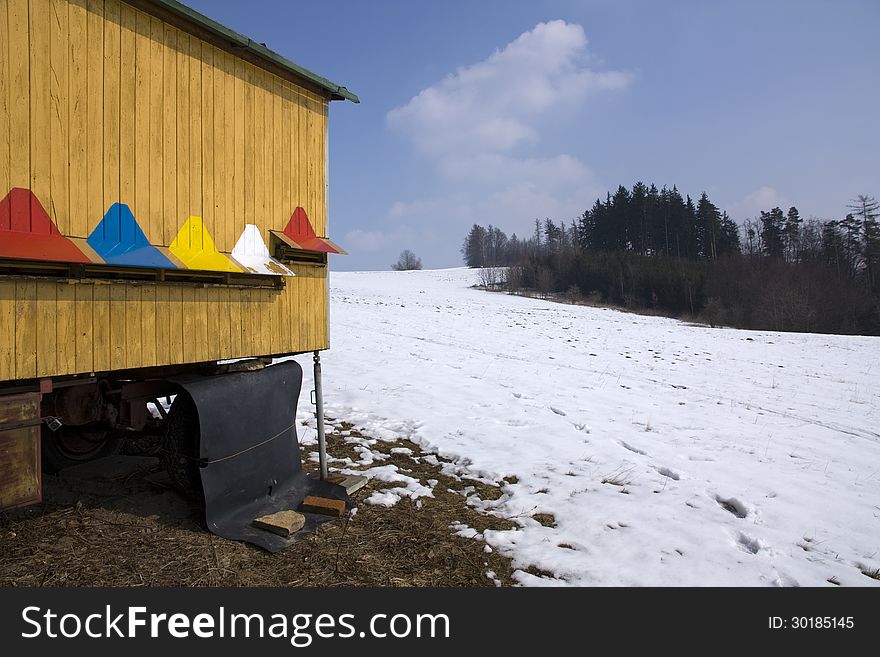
[0,422,517,587]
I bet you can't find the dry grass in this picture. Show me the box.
[601,466,635,488]
[532,513,556,528]
[0,421,517,587]
[861,568,880,582]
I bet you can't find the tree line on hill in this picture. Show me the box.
[461,184,880,335]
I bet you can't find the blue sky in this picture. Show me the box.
[186,0,880,271]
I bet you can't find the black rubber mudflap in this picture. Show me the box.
[171,360,349,552]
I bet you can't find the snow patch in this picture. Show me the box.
[280,268,880,587]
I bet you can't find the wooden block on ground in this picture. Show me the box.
[301,495,346,517]
[327,474,368,495]
[252,510,306,537]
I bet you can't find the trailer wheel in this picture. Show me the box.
[161,392,204,500]
[41,425,124,473]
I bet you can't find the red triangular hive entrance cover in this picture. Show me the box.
[281,207,346,254]
[0,188,92,263]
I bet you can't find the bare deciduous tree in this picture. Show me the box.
[391,249,423,271]
[478,266,506,289]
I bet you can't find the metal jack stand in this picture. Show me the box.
[312,351,367,495]
[313,350,328,481]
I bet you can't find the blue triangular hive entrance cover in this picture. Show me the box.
[87,203,176,268]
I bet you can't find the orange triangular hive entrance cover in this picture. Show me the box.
[278,207,347,254]
[0,188,92,263]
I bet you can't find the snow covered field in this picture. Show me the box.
[290,268,880,587]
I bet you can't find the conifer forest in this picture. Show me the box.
[461,184,880,335]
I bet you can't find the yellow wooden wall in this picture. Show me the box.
[0,0,333,382]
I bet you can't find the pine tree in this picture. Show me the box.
[577,207,592,250]
[840,213,862,279]
[717,211,741,257]
[784,207,802,262]
[760,207,785,258]
[684,195,697,259]
[610,185,631,251]
[666,186,688,258]
[631,181,648,255]
[544,218,562,253]
[508,233,521,263]
[822,220,845,279]
[646,183,661,256]
[461,224,488,267]
[486,225,509,266]
[696,192,722,260]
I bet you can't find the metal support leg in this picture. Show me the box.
[313,351,328,481]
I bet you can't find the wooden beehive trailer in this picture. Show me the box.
[0,0,358,550]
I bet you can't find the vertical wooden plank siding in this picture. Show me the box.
[102,0,120,217]
[0,289,14,381]
[148,16,163,245]
[56,282,77,373]
[1,0,332,382]
[154,285,170,365]
[49,0,70,234]
[175,29,189,245]
[168,285,183,366]
[14,280,36,379]
[217,287,230,360]
[180,285,194,363]
[85,0,104,239]
[74,282,94,373]
[141,285,156,365]
[8,0,30,212]
[206,287,219,361]
[188,34,201,223]
[232,56,244,248]
[230,284,242,357]
[123,283,140,369]
[0,0,11,382]
[161,20,176,246]
[197,286,208,362]
[200,41,214,249]
[35,280,56,376]
[68,0,88,238]
[29,0,51,232]
[119,2,135,215]
[219,51,233,253]
[92,282,110,372]
[0,1,9,213]
[109,283,126,370]
[132,5,150,239]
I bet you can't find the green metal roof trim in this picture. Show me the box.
[141,0,359,103]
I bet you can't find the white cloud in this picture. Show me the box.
[387,20,630,157]
[727,186,792,221]
[485,177,601,226]
[744,186,782,209]
[382,19,630,263]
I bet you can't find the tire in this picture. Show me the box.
[161,392,203,500]
[41,425,124,473]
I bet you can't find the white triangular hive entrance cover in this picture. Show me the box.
[232,224,295,276]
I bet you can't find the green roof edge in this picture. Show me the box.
[141,0,360,103]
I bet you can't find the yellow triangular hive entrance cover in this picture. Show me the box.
[169,216,242,272]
